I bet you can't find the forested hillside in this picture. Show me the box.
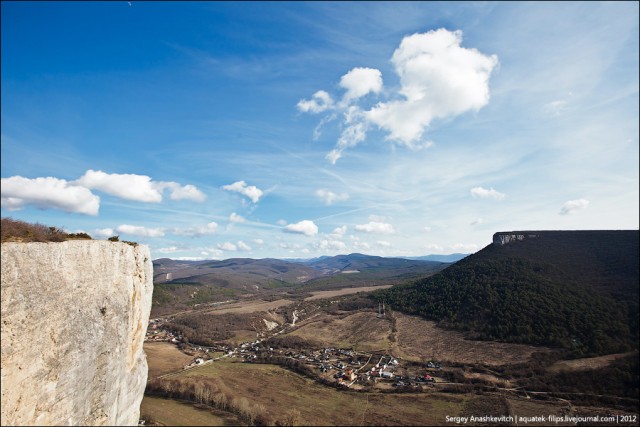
[378,231,639,357]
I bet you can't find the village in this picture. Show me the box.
[145,317,444,391]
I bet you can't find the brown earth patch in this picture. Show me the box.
[144,342,194,379]
[393,313,549,366]
[547,351,637,374]
[288,311,392,352]
[304,285,393,301]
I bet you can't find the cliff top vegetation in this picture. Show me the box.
[1,217,92,243]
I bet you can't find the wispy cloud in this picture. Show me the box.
[315,188,349,205]
[171,222,219,237]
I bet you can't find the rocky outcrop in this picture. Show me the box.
[493,232,539,245]
[1,241,153,426]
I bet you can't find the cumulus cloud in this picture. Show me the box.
[315,189,349,205]
[284,220,319,236]
[76,170,205,203]
[339,67,383,102]
[355,221,395,234]
[299,28,497,163]
[116,224,165,237]
[218,241,237,251]
[1,176,100,215]
[559,198,590,215]
[162,182,206,202]
[76,170,161,202]
[229,212,245,223]
[330,225,347,238]
[316,239,347,251]
[253,238,264,245]
[172,222,219,237]
[470,186,505,200]
[297,90,334,113]
[222,180,263,203]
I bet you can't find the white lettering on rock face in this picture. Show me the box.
[1,241,153,426]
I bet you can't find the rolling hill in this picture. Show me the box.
[378,230,639,357]
[151,254,450,315]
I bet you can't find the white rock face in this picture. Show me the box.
[1,241,153,426]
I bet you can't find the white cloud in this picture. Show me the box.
[297,90,334,113]
[470,186,506,200]
[326,107,368,164]
[77,170,162,202]
[368,29,498,146]
[222,180,263,203]
[276,219,288,226]
[339,67,383,102]
[355,221,395,234]
[162,182,206,202]
[116,224,165,237]
[172,222,219,237]
[253,238,264,245]
[330,225,347,238]
[218,241,237,251]
[236,241,252,251]
[315,189,349,205]
[76,170,205,203]
[300,28,497,163]
[284,220,319,236]
[157,246,180,254]
[93,228,115,238]
[316,239,347,251]
[1,176,100,215]
[559,198,590,215]
[376,240,392,248]
[229,212,245,223]
[423,226,432,232]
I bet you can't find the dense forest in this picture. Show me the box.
[377,231,639,357]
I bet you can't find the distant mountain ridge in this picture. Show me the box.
[153,253,450,287]
[379,230,639,357]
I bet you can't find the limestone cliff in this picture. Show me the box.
[1,241,153,426]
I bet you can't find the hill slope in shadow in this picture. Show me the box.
[379,230,639,357]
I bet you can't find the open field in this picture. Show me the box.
[548,351,638,373]
[145,342,195,379]
[179,359,470,426]
[140,396,240,426]
[288,311,392,352]
[393,313,548,365]
[304,285,393,301]
[202,299,292,315]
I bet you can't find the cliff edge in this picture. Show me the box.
[1,241,153,426]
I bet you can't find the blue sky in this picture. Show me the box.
[2,1,638,260]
